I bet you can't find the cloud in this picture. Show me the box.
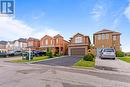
[0,16,33,40]
[124,1,130,21]
[33,28,60,39]
[0,16,60,40]
[91,4,104,22]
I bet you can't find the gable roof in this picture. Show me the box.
[70,33,84,39]
[54,34,63,38]
[94,29,121,35]
[28,37,39,41]
[0,41,7,45]
[41,35,53,40]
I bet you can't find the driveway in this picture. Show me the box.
[33,56,82,66]
[95,57,130,73]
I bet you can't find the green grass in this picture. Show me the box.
[10,56,49,63]
[73,59,95,68]
[119,57,130,63]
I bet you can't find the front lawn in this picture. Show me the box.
[10,56,48,63]
[119,57,130,63]
[73,59,95,68]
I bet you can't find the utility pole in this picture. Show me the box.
[29,48,31,60]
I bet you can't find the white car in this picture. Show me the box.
[99,48,116,60]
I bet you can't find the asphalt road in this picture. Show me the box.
[33,56,82,66]
[0,57,130,87]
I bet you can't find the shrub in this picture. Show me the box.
[83,53,95,61]
[54,51,63,57]
[128,54,130,57]
[116,51,124,57]
[46,51,53,58]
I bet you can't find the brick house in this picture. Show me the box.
[93,29,121,55]
[27,37,40,50]
[40,34,69,55]
[68,33,91,56]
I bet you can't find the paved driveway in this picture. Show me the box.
[33,56,82,66]
[95,57,130,73]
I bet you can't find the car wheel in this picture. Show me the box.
[112,58,115,60]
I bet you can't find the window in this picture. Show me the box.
[102,45,104,48]
[51,40,53,45]
[113,36,116,41]
[102,34,105,40]
[56,38,58,44]
[45,39,48,45]
[75,37,82,43]
[106,34,109,39]
[98,35,101,40]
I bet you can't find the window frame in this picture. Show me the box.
[75,36,82,43]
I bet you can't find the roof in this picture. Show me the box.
[0,41,7,45]
[94,29,121,35]
[18,38,27,42]
[41,35,53,40]
[70,33,84,39]
[7,41,14,44]
[28,37,39,41]
[54,34,63,38]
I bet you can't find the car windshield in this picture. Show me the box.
[104,49,114,52]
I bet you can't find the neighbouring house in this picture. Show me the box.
[0,41,7,52]
[68,33,91,56]
[27,37,40,50]
[13,38,27,51]
[40,34,69,55]
[6,41,14,51]
[93,29,121,55]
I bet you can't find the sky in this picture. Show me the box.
[0,0,130,52]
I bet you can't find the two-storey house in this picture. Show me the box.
[68,33,91,56]
[93,29,121,55]
[40,34,69,55]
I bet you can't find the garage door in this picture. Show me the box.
[71,48,85,55]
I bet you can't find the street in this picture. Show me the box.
[0,57,130,87]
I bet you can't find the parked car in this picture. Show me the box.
[99,48,116,60]
[32,50,46,57]
[7,51,22,56]
[0,51,7,57]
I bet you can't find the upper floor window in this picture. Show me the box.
[56,38,58,44]
[45,39,48,45]
[113,36,116,41]
[98,35,101,40]
[75,37,82,43]
[102,34,105,40]
[51,40,53,45]
[106,34,109,39]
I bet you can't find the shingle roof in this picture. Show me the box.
[28,37,39,41]
[54,34,63,38]
[94,29,121,35]
[0,41,7,45]
[18,38,27,42]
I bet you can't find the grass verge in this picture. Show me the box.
[73,59,95,68]
[119,57,130,63]
[10,56,48,63]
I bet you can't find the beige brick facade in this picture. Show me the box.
[93,29,121,51]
